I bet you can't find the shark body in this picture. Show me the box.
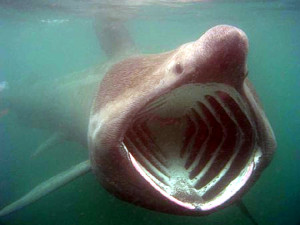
[0,22,275,224]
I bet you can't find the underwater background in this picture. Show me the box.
[0,0,299,224]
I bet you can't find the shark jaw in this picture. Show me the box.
[88,25,276,215]
[123,83,260,212]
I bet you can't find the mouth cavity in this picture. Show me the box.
[122,83,261,211]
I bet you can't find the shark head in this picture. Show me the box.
[88,25,276,215]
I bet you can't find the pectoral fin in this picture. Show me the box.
[0,160,91,217]
[31,132,65,158]
[236,200,258,225]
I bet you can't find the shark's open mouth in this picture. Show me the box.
[122,83,261,211]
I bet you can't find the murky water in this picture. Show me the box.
[0,1,299,224]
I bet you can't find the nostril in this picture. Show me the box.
[174,63,183,75]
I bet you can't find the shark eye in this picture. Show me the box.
[174,63,183,75]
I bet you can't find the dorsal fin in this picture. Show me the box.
[0,160,91,217]
[94,15,136,60]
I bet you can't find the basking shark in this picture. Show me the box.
[0,22,276,224]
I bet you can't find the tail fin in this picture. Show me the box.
[0,160,91,217]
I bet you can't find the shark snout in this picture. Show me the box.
[173,25,249,88]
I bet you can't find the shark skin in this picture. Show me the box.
[0,25,276,219]
[88,25,276,215]
[4,64,109,147]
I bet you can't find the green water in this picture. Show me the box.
[0,1,299,225]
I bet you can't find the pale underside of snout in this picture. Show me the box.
[122,83,261,211]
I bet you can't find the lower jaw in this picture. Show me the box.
[122,83,260,212]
